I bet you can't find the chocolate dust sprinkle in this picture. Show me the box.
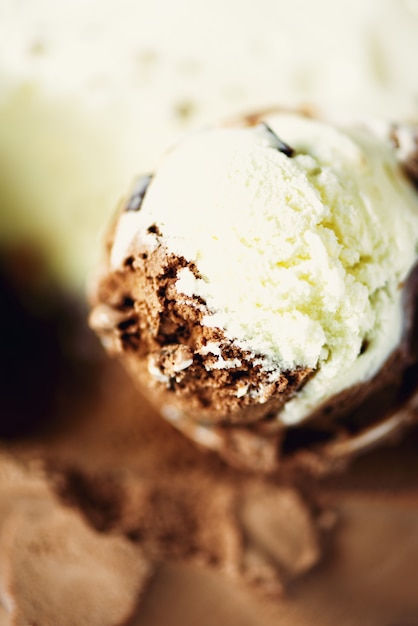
[125,174,153,212]
[260,122,295,157]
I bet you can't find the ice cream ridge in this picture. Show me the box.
[90,109,418,472]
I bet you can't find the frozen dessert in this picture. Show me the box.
[90,109,418,471]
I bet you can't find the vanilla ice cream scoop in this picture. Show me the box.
[90,110,418,471]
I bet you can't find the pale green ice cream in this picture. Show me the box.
[110,112,418,425]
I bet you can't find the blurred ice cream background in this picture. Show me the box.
[1,0,418,289]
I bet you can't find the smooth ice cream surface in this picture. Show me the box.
[110,113,418,425]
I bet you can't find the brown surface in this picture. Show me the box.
[0,454,152,626]
[5,343,418,625]
[131,492,418,626]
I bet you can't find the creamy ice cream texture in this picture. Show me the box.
[107,112,418,426]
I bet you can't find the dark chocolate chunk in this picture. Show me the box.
[147,223,162,236]
[403,151,418,189]
[260,122,295,157]
[390,124,418,189]
[125,174,153,212]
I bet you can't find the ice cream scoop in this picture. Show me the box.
[90,109,418,471]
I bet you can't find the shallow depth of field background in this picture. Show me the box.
[0,0,417,288]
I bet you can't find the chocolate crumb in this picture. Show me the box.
[360,339,369,355]
[147,223,162,236]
